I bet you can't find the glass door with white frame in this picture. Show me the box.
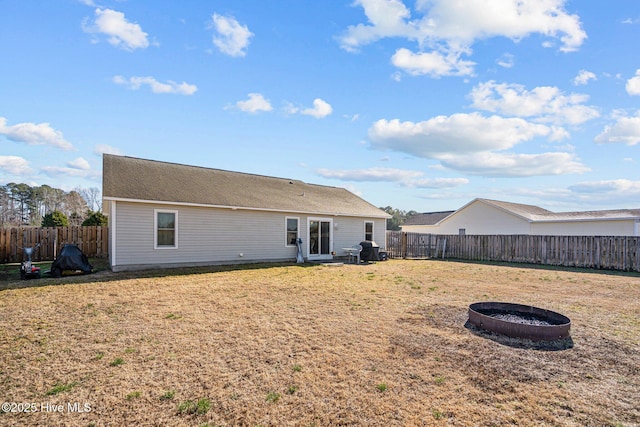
[308,219,333,260]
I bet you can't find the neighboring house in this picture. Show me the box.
[401,198,640,236]
[103,155,390,272]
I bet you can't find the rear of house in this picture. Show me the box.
[103,155,389,272]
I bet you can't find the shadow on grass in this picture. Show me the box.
[0,259,320,291]
[423,258,640,278]
[464,320,574,352]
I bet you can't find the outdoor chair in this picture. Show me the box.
[348,244,362,264]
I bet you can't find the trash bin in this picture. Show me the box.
[359,241,380,262]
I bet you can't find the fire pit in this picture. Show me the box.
[468,302,571,341]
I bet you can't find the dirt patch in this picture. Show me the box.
[0,260,638,426]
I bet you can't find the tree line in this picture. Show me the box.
[381,206,419,231]
[0,183,106,227]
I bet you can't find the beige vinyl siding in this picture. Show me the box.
[332,217,387,256]
[112,202,298,270]
[110,202,387,271]
[531,219,637,236]
[434,201,530,235]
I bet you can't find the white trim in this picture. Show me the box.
[154,209,179,249]
[103,196,390,219]
[285,216,300,247]
[307,217,333,261]
[529,217,640,223]
[364,220,374,241]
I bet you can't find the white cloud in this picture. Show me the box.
[415,0,586,51]
[211,14,253,57]
[366,111,590,177]
[233,93,273,113]
[339,0,586,77]
[595,111,640,146]
[0,117,73,150]
[391,47,475,77]
[625,69,640,95]
[338,0,416,53]
[469,81,599,125]
[41,164,100,180]
[567,179,640,206]
[317,167,423,182]
[497,53,515,68]
[0,156,32,176]
[67,157,91,170]
[316,167,468,188]
[439,152,590,176]
[569,179,640,195]
[83,8,149,51]
[94,144,123,156]
[301,99,333,119]
[368,113,554,157]
[113,75,197,95]
[573,69,596,86]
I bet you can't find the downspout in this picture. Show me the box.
[110,200,117,270]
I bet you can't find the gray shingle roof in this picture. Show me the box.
[480,198,640,221]
[103,155,389,218]
[479,199,554,220]
[403,211,455,226]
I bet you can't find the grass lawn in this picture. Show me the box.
[0,259,638,426]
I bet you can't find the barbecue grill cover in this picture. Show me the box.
[50,245,93,276]
[359,241,380,261]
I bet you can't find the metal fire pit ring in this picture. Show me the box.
[468,302,571,341]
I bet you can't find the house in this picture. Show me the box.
[401,198,640,236]
[102,155,390,272]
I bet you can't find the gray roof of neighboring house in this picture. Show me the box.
[479,198,640,222]
[403,211,455,226]
[103,154,389,218]
[402,198,640,226]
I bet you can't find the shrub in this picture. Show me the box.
[42,210,68,227]
[82,210,108,226]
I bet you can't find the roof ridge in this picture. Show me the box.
[105,153,304,184]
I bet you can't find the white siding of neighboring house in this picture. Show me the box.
[404,201,531,235]
[530,219,638,236]
[109,201,386,271]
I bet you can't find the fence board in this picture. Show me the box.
[386,231,640,272]
[0,226,109,263]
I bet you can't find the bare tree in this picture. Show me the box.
[77,187,102,212]
[62,191,89,226]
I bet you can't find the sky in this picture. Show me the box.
[1,0,639,213]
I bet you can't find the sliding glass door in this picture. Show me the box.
[308,218,333,260]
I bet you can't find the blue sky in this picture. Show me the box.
[1,0,639,213]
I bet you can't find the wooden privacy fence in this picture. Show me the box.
[0,226,108,263]
[386,231,640,272]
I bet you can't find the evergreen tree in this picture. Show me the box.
[42,210,69,227]
[82,210,108,226]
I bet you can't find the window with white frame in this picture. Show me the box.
[364,221,374,241]
[155,209,178,248]
[286,217,299,246]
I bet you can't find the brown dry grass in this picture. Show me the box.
[0,260,638,426]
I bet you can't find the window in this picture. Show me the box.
[286,217,299,246]
[459,228,466,236]
[155,210,178,248]
[364,221,374,241]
